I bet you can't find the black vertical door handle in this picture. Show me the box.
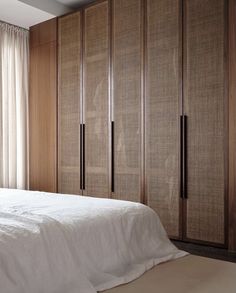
[180,115,188,199]
[80,124,83,191]
[180,116,184,198]
[111,121,114,193]
[183,115,188,199]
[83,124,85,190]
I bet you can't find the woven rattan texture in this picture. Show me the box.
[145,0,181,237]
[112,0,142,202]
[185,0,225,244]
[145,0,181,236]
[58,13,81,195]
[83,2,110,197]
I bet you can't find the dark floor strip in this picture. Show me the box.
[172,240,236,263]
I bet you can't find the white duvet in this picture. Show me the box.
[0,189,187,293]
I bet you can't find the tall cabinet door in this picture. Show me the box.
[83,1,110,197]
[112,0,143,202]
[184,0,226,244]
[29,19,57,193]
[145,0,182,238]
[58,13,82,195]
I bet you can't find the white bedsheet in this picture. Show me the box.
[0,189,187,293]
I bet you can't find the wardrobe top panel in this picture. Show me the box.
[30,18,57,48]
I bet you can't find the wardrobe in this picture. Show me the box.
[146,0,226,245]
[29,0,236,251]
[58,6,110,197]
[58,0,144,201]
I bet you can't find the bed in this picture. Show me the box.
[0,189,186,293]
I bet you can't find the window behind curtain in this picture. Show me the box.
[0,22,29,189]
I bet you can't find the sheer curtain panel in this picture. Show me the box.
[0,22,29,189]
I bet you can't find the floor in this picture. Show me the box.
[102,255,236,293]
[172,240,236,263]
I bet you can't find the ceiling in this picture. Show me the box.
[0,0,95,29]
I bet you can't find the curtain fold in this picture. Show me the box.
[0,22,29,189]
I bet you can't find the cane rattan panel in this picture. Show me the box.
[112,0,142,202]
[145,0,181,238]
[184,0,225,244]
[58,12,81,195]
[83,1,109,197]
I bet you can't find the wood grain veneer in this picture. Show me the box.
[30,18,57,48]
[29,18,57,192]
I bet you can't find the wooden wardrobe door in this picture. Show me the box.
[29,19,57,193]
[83,1,109,197]
[145,0,182,237]
[184,0,226,244]
[112,0,143,202]
[58,13,82,195]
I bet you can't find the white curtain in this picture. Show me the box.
[0,22,29,189]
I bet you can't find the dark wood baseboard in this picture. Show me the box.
[173,240,236,263]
